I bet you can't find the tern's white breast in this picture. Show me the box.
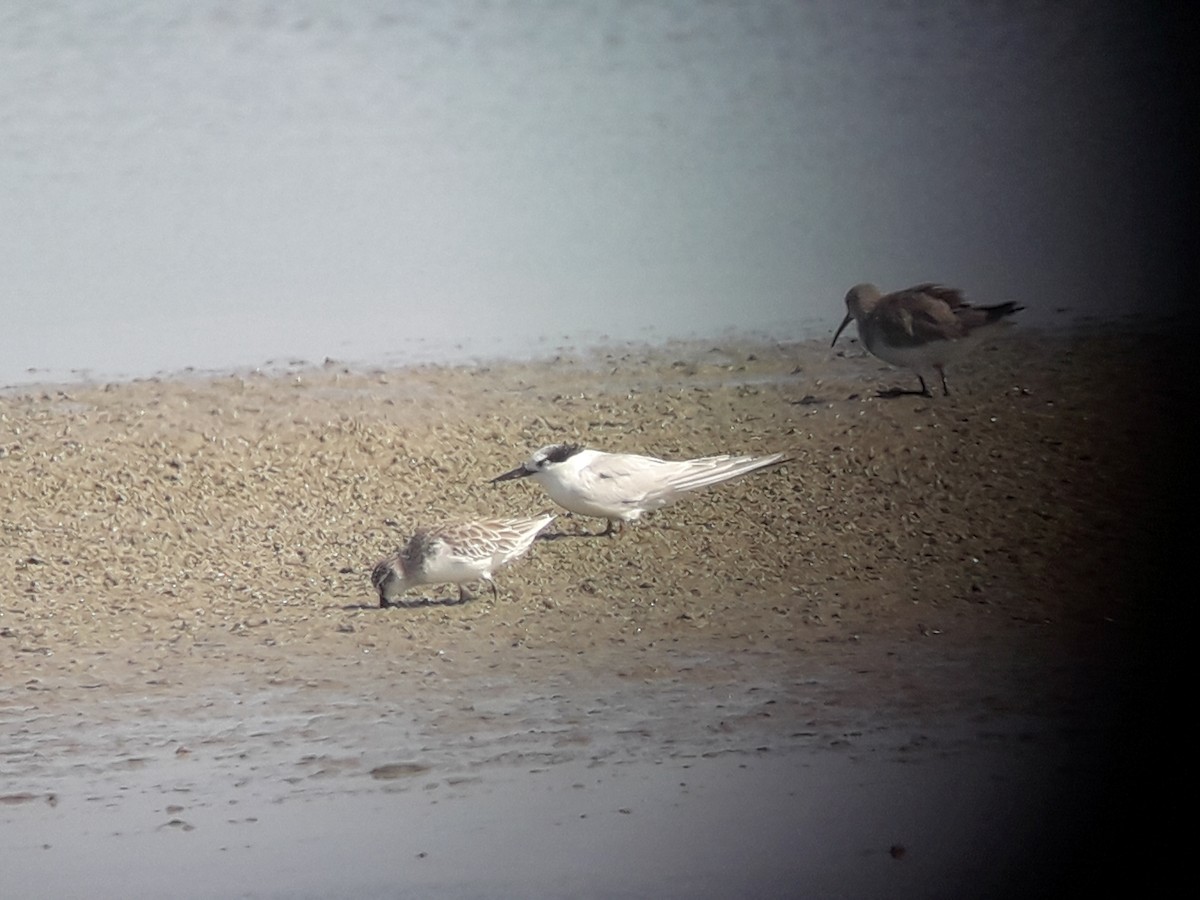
[534,453,646,520]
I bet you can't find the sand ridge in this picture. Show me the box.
[2,329,1166,695]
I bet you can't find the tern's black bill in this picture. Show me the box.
[490,466,531,483]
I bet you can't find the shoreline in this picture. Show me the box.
[2,308,1180,395]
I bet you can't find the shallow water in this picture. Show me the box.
[2,631,1120,899]
[1,0,1184,385]
[6,744,1081,900]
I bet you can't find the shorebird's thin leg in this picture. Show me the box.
[379,596,392,609]
[917,374,933,398]
[486,579,498,602]
[457,584,475,604]
[936,366,950,396]
[539,529,590,542]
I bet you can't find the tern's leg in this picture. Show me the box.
[457,584,475,604]
[935,365,950,396]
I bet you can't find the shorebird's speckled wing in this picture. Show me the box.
[438,516,554,568]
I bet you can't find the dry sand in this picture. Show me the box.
[1,325,1178,898]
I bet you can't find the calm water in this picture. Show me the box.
[0,0,1184,385]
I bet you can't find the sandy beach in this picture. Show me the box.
[1,325,1176,898]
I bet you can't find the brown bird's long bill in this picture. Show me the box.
[831,313,854,347]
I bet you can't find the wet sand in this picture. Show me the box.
[1,325,1177,897]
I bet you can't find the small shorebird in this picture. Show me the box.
[491,444,788,536]
[831,282,1023,397]
[371,514,555,607]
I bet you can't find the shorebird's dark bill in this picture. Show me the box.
[490,466,530,483]
[831,313,854,347]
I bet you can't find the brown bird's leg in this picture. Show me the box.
[935,366,950,396]
[878,375,932,399]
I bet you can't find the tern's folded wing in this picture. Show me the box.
[642,453,787,503]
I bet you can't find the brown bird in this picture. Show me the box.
[831,282,1023,397]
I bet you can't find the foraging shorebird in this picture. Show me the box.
[831,282,1023,397]
[491,444,788,536]
[371,514,555,607]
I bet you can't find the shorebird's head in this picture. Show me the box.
[832,283,882,347]
[371,556,407,607]
[490,443,584,483]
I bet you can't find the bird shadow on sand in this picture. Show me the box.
[339,596,473,611]
[537,529,610,542]
[876,387,934,399]
[789,394,827,406]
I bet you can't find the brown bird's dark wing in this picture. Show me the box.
[874,285,970,346]
[904,283,967,309]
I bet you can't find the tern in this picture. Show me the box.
[491,444,788,536]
